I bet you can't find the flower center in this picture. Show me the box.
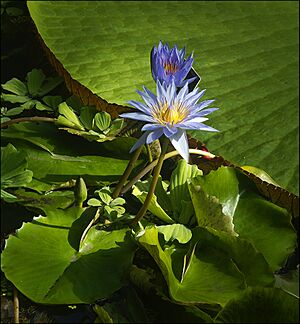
[163,62,178,75]
[152,101,189,125]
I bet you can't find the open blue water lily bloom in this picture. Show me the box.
[151,41,196,88]
[120,81,219,162]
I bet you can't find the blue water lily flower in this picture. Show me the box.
[120,81,219,162]
[151,41,196,88]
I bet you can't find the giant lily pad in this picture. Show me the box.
[27,1,299,194]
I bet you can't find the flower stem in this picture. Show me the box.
[121,148,215,195]
[112,145,143,199]
[131,137,169,225]
[0,116,57,128]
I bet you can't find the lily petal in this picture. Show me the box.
[169,129,189,162]
[129,131,150,153]
[120,112,155,123]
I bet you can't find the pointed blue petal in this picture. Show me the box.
[127,100,151,115]
[129,131,149,153]
[195,108,219,117]
[142,123,162,131]
[169,129,189,162]
[120,112,154,122]
[146,128,164,144]
[163,124,178,138]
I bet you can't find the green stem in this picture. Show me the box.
[1,116,57,128]
[112,145,143,199]
[145,144,153,163]
[131,137,169,225]
[121,148,215,195]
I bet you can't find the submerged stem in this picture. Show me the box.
[131,137,169,225]
[112,145,143,199]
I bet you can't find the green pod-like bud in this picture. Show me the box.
[74,177,87,207]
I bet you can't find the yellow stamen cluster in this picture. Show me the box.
[152,101,189,125]
[163,62,178,75]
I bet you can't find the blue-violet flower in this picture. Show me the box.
[151,41,196,88]
[120,81,219,162]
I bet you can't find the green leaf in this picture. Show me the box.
[234,191,297,271]
[132,179,175,224]
[188,166,239,236]
[1,205,136,304]
[2,123,145,186]
[42,95,63,109]
[157,224,192,244]
[12,188,75,213]
[109,118,124,136]
[188,166,297,271]
[241,165,280,187]
[79,106,98,130]
[192,227,274,288]
[87,198,102,207]
[38,76,62,97]
[35,101,53,111]
[216,288,299,323]
[110,197,126,207]
[26,68,46,96]
[169,159,202,223]
[1,93,30,103]
[4,106,25,116]
[1,144,33,189]
[2,78,28,95]
[138,226,246,306]
[27,1,299,194]
[94,112,111,132]
[58,102,85,130]
[97,187,113,205]
[1,189,18,203]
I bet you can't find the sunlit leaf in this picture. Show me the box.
[27,1,299,193]
[1,204,136,304]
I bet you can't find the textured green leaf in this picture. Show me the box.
[1,205,136,304]
[157,224,192,244]
[169,159,202,223]
[58,102,85,130]
[234,191,297,271]
[94,112,111,132]
[26,68,45,96]
[27,1,299,194]
[189,166,296,271]
[188,166,239,236]
[1,144,33,189]
[1,93,30,103]
[216,288,299,323]
[132,178,175,224]
[139,226,246,306]
[1,78,28,95]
